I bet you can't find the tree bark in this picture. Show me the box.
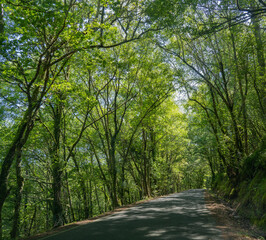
[252,13,265,116]
[10,149,24,239]
[110,138,119,208]
[0,3,4,45]
[51,101,64,228]
[0,102,37,239]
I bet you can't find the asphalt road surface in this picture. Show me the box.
[40,189,222,240]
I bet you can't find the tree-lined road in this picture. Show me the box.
[40,189,222,240]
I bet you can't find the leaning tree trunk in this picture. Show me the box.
[10,149,24,239]
[251,13,265,115]
[0,102,37,240]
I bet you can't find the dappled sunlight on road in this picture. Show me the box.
[40,189,222,240]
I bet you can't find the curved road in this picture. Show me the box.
[40,189,222,240]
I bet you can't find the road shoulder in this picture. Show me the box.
[205,190,265,240]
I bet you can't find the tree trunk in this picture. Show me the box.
[10,149,24,239]
[28,206,37,237]
[81,179,89,219]
[51,102,64,228]
[252,13,265,117]
[120,162,126,205]
[52,162,64,227]
[0,3,4,44]
[110,139,119,208]
[65,171,75,222]
[230,29,249,156]
[95,185,102,214]
[0,85,40,240]
[142,128,151,197]
[0,121,32,239]
[88,180,93,217]
[103,185,108,212]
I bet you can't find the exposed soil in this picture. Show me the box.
[205,190,266,240]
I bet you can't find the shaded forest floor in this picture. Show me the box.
[205,191,266,240]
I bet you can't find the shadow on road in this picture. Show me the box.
[41,189,222,240]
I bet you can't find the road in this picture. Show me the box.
[40,189,222,240]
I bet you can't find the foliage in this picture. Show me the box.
[0,0,265,238]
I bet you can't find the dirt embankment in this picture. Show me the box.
[205,191,266,240]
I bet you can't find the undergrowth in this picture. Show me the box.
[212,139,266,231]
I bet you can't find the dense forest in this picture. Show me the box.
[0,0,265,239]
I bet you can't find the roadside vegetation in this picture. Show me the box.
[0,0,265,239]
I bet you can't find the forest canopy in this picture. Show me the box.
[0,0,265,239]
